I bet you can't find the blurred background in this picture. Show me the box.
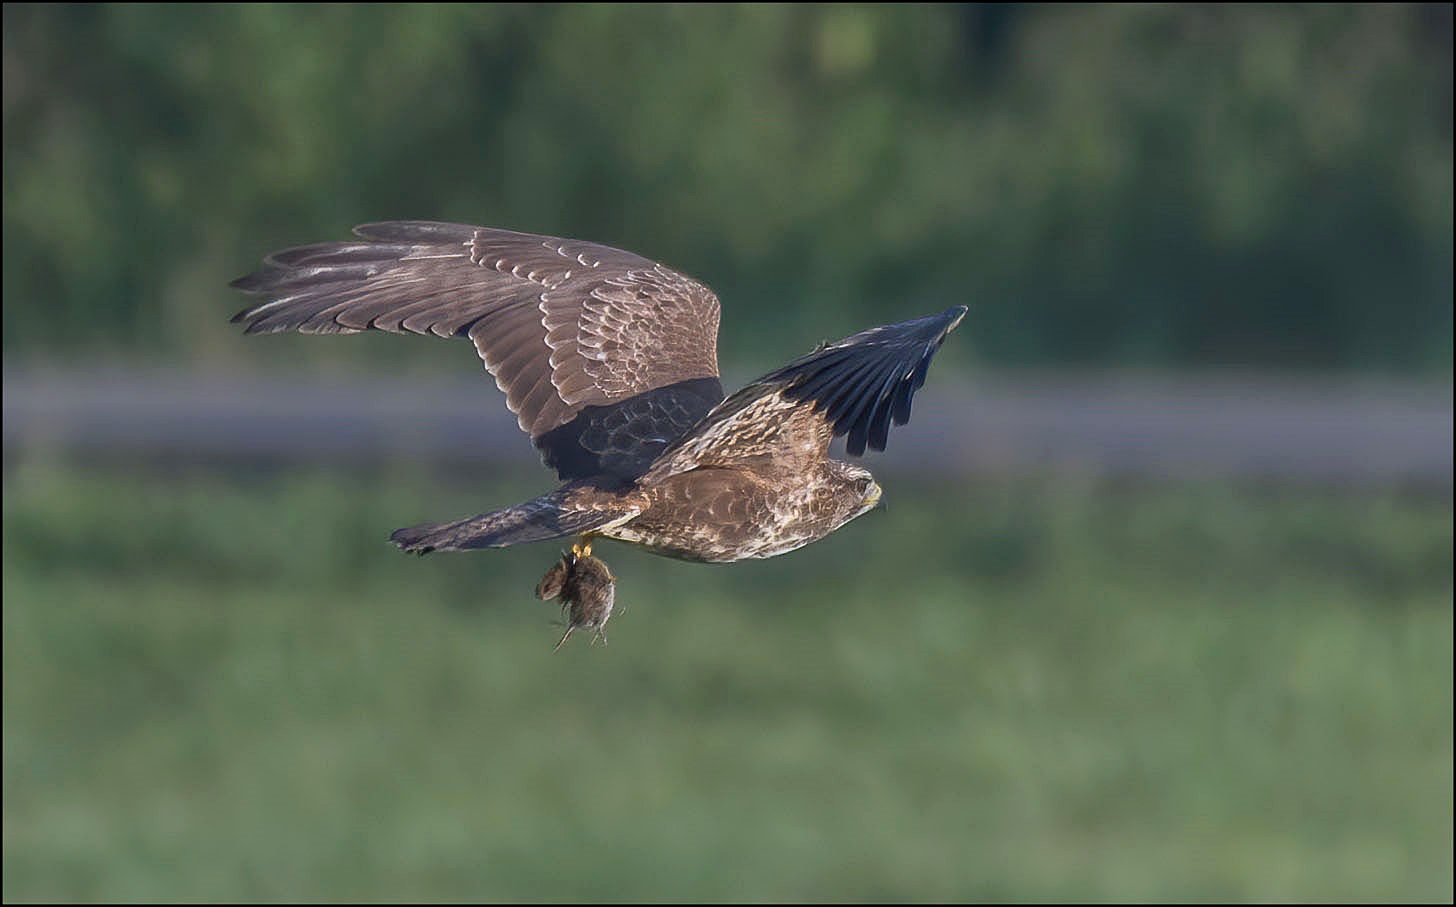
[3,4,1451,901]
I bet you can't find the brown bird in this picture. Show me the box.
[231,222,964,614]
[535,541,617,650]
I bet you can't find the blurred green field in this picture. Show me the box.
[3,461,1452,902]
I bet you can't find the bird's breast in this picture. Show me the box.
[603,466,863,563]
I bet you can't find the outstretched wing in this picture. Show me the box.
[231,222,724,481]
[642,306,967,482]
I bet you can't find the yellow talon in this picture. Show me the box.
[569,537,614,581]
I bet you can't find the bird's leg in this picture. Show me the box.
[571,536,594,558]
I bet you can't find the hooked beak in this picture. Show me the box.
[865,480,884,513]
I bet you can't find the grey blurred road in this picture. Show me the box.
[3,367,1451,489]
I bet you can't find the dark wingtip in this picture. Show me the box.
[229,265,275,328]
[777,306,967,457]
[230,307,282,333]
[229,268,273,298]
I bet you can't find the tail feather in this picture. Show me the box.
[390,488,636,555]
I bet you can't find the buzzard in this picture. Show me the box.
[232,222,965,639]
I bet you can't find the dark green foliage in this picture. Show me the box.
[3,4,1452,372]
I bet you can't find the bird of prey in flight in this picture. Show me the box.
[232,222,965,643]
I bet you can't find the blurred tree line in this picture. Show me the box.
[3,3,1451,374]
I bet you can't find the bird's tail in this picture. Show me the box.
[390,487,637,555]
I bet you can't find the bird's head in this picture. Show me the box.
[833,462,884,523]
[859,475,883,515]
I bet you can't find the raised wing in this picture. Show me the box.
[231,222,724,481]
[642,306,966,482]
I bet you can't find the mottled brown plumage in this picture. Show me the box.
[232,222,965,639]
